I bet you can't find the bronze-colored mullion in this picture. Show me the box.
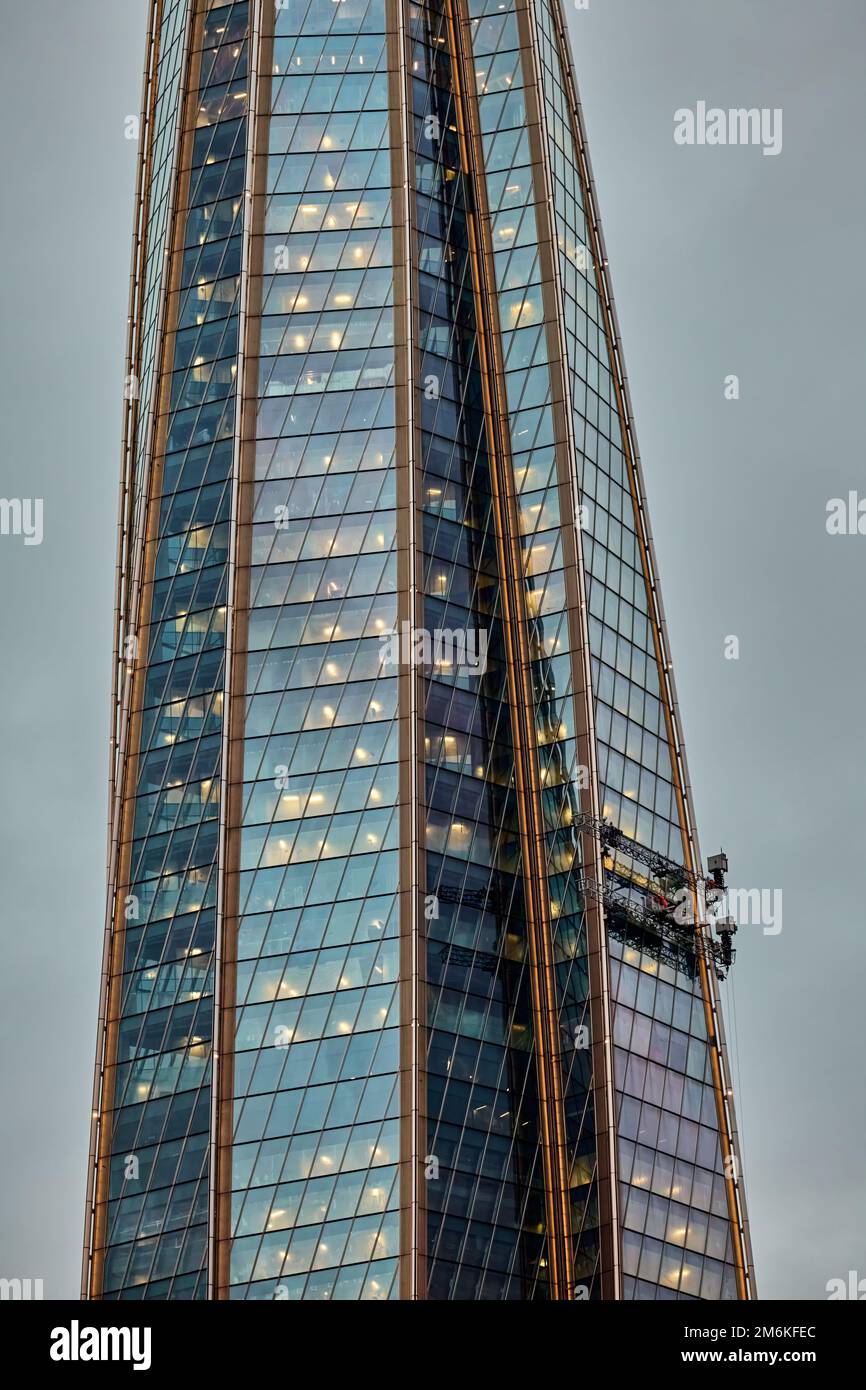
[211,0,270,1301]
[87,0,205,1299]
[447,0,574,1300]
[390,0,427,1302]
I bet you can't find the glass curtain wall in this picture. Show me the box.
[87,0,750,1304]
[97,0,251,1299]
[228,0,402,1301]
[531,0,742,1300]
[410,0,552,1300]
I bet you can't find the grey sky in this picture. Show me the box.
[0,0,863,1300]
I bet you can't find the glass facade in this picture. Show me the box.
[528,0,744,1299]
[413,0,551,1298]
[85,0,753,1302]
[229,0,402,1301]
[95,0,251,1300]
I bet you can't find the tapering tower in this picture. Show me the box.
[83,0,754,1300]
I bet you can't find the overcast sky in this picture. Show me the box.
[0,0,863,1301]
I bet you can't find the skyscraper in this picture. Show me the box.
[83,0,755,1301]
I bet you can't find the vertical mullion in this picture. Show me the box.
[391,0,425,1303]
[447,0,575,1300]
[210,0,264,1302]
